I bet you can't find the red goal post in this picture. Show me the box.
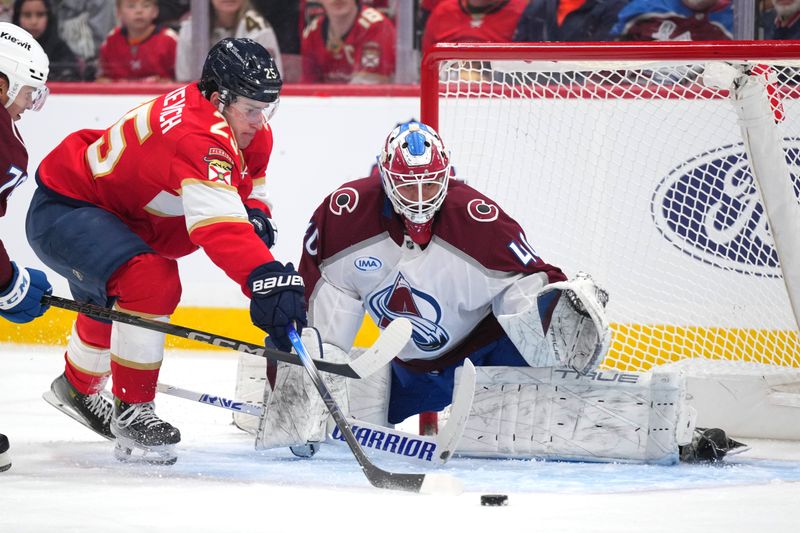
[418,41,800,439]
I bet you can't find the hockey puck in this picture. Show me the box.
[480,494,508,506]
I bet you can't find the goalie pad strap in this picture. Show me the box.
[455,366,693,465]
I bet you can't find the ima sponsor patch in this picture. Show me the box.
[360,41,382,69]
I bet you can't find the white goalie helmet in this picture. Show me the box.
[378,121,451,243]
[0,22,49,111]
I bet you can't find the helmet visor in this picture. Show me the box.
[228,95,280,123]
[30,85,49,112]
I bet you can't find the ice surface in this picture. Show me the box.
[1,344,799,532]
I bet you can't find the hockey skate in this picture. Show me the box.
[679,427,749,463]
[289,442,321,458]
[111,399,181,465]
[43,373,114,440]
[0,433,10,472]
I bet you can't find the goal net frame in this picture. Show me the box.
[417,41,800,439]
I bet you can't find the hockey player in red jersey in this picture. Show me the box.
[301,0,396,83]
[0,22,52,473]
[26,38,305,464]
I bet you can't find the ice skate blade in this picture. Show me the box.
[113,437,178,466]
[42,390,115,441]
[0,451,10,472]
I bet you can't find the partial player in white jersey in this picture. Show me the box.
[280,121,743,465]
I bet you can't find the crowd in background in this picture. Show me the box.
[0,0,797,84]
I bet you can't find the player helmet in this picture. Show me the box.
[379,122,451,244]
[199,38,282,120]
[0,22,49,111]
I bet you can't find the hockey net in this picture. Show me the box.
[419,42,800,439]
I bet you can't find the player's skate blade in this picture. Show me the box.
[42,374,114,440]
[111,400,180,465]
[289,442,320,458]
[0,433,10,472]
[113,436,178,465]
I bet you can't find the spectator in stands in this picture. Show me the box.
[12,0,83,80]
[176,0,282,82]
[156,0,189,31]
[97,0,178,82]
[301,0,396,84]
[300,0,393,28]
[513,0,627,41]
[421,0,528,54]
[762,0,800,39]
[52,0,117,79]
[611,0,733,40]
[251,0,301,81]
[1,0,11,22]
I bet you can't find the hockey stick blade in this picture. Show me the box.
[44,295,410,379]
[287,325,463,495]
[157,379,473,467]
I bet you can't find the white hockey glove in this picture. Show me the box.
[543,272,611,374]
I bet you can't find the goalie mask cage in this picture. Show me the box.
[419,42,800,440]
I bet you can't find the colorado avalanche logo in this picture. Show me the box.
[329,187,359,215]
[368,273,449,352]
[651,140,800,277]
[467,198,499,222]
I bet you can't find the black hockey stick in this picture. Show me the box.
[286,324,463,494]
[43,295,410,379]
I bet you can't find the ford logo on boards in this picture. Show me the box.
[355,256,383,272]
[651,140,800,277]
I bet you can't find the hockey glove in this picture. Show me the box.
[0,262,52,324]
[248,261,307,352]
[247,207,278,249]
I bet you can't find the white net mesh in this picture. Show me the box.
[431,52,800,372]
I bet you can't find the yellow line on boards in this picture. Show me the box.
[0,307,381,350]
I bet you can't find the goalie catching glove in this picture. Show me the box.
[497,271,611,374]
[248,261,307,352]
[541,272,610,374]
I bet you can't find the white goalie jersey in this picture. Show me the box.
[297,177,571,370]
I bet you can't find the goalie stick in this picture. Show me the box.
[156,359,476,467]
[286,324,462,494]
[43,295,409,379]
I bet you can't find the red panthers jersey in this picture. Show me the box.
[99,25,178,81]
[37,83,274,290]
[422,0,528,54]
[0,106,29,287]
[301,7,396,83]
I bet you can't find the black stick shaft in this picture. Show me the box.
[287,326,428,493]
[43,295,359,378]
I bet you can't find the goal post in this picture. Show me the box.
[419,42,800,439]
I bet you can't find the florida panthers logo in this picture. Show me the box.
[368,273,449,352]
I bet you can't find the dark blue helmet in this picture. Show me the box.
[199,38,281,105]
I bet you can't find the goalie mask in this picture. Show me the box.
[379,122,451,244]
[0,22,49,111]
[199,37,282,121]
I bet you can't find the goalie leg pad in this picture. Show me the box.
[456,366,691,464]
[255,329,349,450]
[347,351,392,427]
